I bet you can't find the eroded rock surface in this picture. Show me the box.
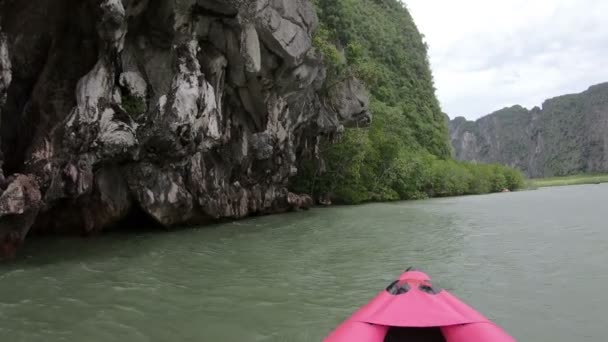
[0,0,371,258]
[449,83,608,178]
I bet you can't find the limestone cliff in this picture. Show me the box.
[0,0,371,258]
[449,83,608,178]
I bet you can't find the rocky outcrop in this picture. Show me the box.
[0,0,371,258]
[449,83,608,178]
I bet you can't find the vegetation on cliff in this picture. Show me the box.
[291,0,525,203]
[450,83,608,178]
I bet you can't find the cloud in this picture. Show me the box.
[404,0,608,120]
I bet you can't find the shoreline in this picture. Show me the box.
[526,174,608,189]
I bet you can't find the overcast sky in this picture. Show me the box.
[404,0,608,120]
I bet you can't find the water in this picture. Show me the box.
[1,184,607,341]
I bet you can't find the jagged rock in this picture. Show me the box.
[119,71,148,99]
[241,24,262,73]
[98,0,128,51]
[126,163,194,225]
[0,175,41,217]
[255,0,318,63]
[328,78,372,127]
[449,83,608,177]
[0,29,10,109]
[0,0,372,258]
[250,132,274,160]
[0,27,10,183]
[287,192,313,210]
[0,175,41,260]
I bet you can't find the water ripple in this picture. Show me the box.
[0,185,606,341]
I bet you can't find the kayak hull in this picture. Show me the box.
[443,323,516,341]
[324,270,516,342]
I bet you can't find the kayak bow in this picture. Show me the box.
[324,268,516,342]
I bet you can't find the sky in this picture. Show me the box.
[404,0,608,120]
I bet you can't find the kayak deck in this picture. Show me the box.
[324,269,516,342]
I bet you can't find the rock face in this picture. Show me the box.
[449,83,608,178]
[0,0,371,258]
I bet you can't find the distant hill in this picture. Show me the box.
[449,83,608,178]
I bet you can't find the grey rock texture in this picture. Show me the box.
[0,0,371,258]
[449,83,608,178]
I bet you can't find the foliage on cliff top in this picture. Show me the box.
[291,0,526,203]
[314,0,449,157]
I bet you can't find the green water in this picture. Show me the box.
[1,184,607,341]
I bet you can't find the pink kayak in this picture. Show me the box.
[324,268,516,342]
